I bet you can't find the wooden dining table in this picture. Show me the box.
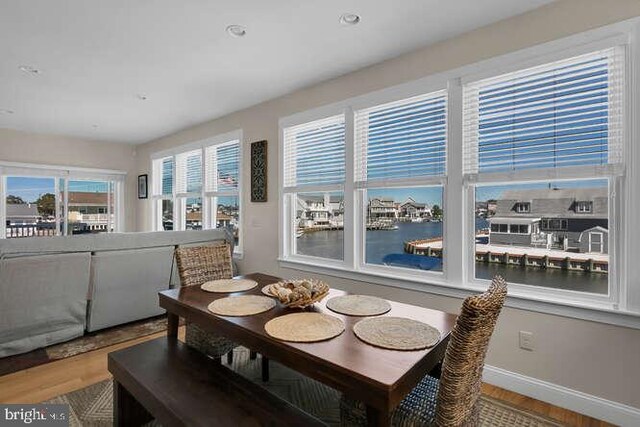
[159,273,457,427]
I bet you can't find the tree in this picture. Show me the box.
[431,204,443,220]
[6,195,25,204]
[36,193,56,217]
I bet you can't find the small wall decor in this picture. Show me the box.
[250,140,268,202]
[137,174,148,199]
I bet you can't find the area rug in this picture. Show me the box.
[44,347,564,427]
[0,316,168,377]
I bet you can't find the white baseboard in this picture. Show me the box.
[483,365,640,427]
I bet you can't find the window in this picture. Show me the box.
[151,131,242,252]
[465,47,624,296]
[356,92,447,273]
[515,202,530,213]
[283,115,345,261]
[1,164,123,239]
[280,22,639,323]
[576,201,593,213]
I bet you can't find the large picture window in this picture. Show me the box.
[151,131,242,252]
[1,164,123,239]
[464,47,623,297]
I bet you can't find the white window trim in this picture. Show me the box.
[0,160,126,237]
[278,18,640,329]
[150,130,243,255]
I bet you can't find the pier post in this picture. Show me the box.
[522,254,528,267]
[588,258,594,272]
[486,251,492,263]
[426,247,432,257]
[563,257,570,271]
[542,255,549,269]
[503,252,508,265]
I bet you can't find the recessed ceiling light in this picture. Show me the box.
[137,94,148,101]
[0,109,15,115]
[339,13,361,26]
[226,25,247,38]
[18,65,41,75]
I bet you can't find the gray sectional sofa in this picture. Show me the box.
[0,229,233,357]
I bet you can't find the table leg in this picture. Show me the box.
[167,313,179,339]
[113,380,152,427]
[366,405,391,427]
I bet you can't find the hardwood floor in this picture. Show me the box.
[0,327,611,427]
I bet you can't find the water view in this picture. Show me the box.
[296,221,608,294]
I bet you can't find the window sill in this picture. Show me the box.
[278,257,640,330]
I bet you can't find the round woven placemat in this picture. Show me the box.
[353,317,440,350]
[264,313,345,343]
[201,278,258,293]
[208,295,276,316]
[326,295,391,317]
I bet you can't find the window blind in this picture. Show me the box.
[463,47,624,176]
[355,90,447,187]
[283,115,345,189]
[175,150,202,194]
[205,141,239,193]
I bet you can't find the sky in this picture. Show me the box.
[6,177,109,203]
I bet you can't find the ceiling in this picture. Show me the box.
[0,0,554,144]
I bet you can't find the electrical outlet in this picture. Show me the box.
[519,331,534,351]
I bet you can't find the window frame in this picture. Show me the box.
[279,20,640,328]
[0,161,125,238]
[151,130,243,254]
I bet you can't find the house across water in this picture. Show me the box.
[488,187,608,254]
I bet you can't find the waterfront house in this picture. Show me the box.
[488,188,608,254]
[399,197,430,219]
[297,194,343,227]
[368,197,397,220]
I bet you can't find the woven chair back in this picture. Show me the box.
[435,276,508,426]
[175,244,233,287]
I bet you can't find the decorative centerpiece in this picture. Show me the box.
[268,279,330,308]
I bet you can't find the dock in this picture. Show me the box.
[405,237,608,273]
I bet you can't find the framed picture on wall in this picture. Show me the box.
[138,174,148,199]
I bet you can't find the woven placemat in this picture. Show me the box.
[208,295,276,316]
[326,295,391,317]
[353,317,440,350]
[264,313,345,343]
[201,278,258,293]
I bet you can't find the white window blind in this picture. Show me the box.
[152,157,174,196]
[175,150,202,195]
[283,115,345,190]
[463,47,624,176]
[205,141,239,194]
[355,90,447,187]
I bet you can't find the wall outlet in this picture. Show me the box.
[519,331,534,351]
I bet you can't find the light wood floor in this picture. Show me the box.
[0,327,611,427]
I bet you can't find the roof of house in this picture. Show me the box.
[399,197,426,208]
[501,187,607,201]
[6,203,40,218]
[68,191,110,206]
[494,187,608,218]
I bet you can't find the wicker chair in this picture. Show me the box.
[340,276,508,427]
[175,244,236,362]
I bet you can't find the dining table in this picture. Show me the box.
[159,272,457,427]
